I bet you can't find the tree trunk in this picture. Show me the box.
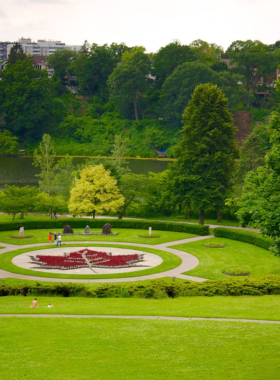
[217,210,222,222]
[133,92,139,121]
[118,212,123,219]
[184,207,190,219]
[199,209,204,225]
[92,211,95,218]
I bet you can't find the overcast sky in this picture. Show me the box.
[0,0,280,52]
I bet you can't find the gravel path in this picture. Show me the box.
[0,314,279,324]
[0,236,213,283]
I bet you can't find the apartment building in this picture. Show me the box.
[7,38,81,57]
[0,42,11,61]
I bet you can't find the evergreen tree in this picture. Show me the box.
[172,83,238,224]
[7,42,27,64]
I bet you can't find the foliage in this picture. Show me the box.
[53,154,75,201]
[213,227,272,250]
[161,62,247,127]
[34,192,68,216]
[117,173,152,219]
[0,60,66,140]
[108,47,151,120]
[1,275,280,297]
[46,49,77,83]
[226,40,280,104]
[152,41,195,87]
[0,185,38,220]
[0,130,19,155]
[111,134,130,168]
[68,165,125,217]
[171,83,239,224]
[237,111,280,255]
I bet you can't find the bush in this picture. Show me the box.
[1,275,280,298]
[0,218,209,236]
[213,227,272,250]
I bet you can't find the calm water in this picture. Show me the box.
[0,156,170,188]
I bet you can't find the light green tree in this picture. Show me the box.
[34,192,68,217]
[68,165,125,218]
[53,154,75,201]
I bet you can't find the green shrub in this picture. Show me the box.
[213,227,272,250]
[0,218,209,236]
[1,275,280,298]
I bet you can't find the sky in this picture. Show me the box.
[0,0,280,52]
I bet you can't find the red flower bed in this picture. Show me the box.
[30,249,145,270]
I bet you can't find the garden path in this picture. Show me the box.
[0,314,279,324]
[0,235,213,283]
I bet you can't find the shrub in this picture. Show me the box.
[0,218,209,236]
[213,227,272,250]
[1,275,280,298]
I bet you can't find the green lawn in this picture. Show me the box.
[0,244,181,279]
[144,215,240,227]
[0,228,195,245]
[171,237,280,279]
[0,318,279,380]
[1,295,280,320]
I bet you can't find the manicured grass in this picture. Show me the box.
[1,295,280,320]
[0,318,279,379]
[171,237,280,280]
[0,228,195,245]
[0,244,181,279]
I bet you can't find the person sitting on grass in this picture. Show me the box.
[48,303,54,308]
[29,298,38,308]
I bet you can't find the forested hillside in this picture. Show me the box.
[0,39,280,157]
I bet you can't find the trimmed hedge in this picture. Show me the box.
[213,227,272,251]
[0,218,209,236]
[1,275,280,297]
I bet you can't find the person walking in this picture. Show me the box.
[56,234,62,246]
[48,232,52,244]
[53,233,57,244]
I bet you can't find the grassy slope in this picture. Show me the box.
[1,318,279,380]
[0,244,181,279]
[171,237,280,279]
[0,295,280,320]
[0,228,195,245]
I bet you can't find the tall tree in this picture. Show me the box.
[7,42,27,64]
[171,83,238,224]
[108,47,151,120]
[68,165,125,218]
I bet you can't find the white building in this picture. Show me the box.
[7,38,81,57]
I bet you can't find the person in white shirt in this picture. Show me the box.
[56,234,62,246]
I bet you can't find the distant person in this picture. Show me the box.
[48,232,52,243]
[54,233,57,244]
[56,234,62,246]
[47,303,54,308]
[29,298,38,308]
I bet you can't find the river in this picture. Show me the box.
[0,156,170,188]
